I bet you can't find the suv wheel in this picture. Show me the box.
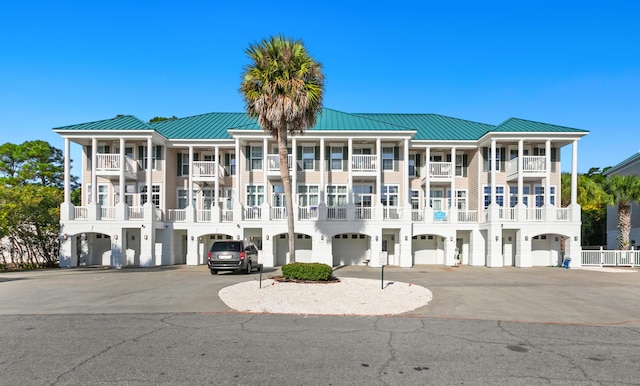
[245,261,252,274]
[210,269,216,275]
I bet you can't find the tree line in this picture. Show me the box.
[0,141,78,269]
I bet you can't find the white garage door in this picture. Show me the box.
[332,234,369,266]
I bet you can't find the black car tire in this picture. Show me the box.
[210,269,216,275]
[245,261,252,274]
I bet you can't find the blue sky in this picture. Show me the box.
[1,0,638,175]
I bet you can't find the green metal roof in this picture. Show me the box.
[53,108,587,141]
[493,117,587,133]
[356,113,493,140]
[151,112,254,139]
[53,115,152,131]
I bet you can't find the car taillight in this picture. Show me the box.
[207,251,211,260]
[240,252,245,260]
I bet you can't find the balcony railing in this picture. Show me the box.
[167,209,187,222]
[327,206,346,220]
[74,206,88,220]
[100,206,116,220]
[192,161,224,180]
[128,206,144,220]
[271,206,287,220]
[427,162,453,179]
[267,154,293,172]
[352,155,377,173]
[507,156,547,178]
[383,207,402,220]
[299,206,319,220]
[356,207,373,220]
[411,209,423,222]
[457,210,477,223]
[95,153,137,175]
[244,206,262,220]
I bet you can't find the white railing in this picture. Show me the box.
[499,207,516,221]
[271,207,287,220]
[522,156,546,173]
[221,210,233,222]
[352,155,377,173]
[244,206,261,220]
[384,207,402,220]
[267,154,294,171]
[527,208,543,221]
[582,248,640,267]
[74,206,88,220]
[356,207,372,220]
[95,153,137,174]
[197,209,212,222]
[167,209,187,222]
[128,206,144,220]
[298,206,319,220]
[458,210,477,223]
[100,206,116,220]
[327,207,346,220]
[428,162,453,178]
[192,161,223,179]
[556,208,569,221]
[411,209,423,222]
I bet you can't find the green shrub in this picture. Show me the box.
[281,262,333,281]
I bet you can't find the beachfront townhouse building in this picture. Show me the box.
[54,108,587,269]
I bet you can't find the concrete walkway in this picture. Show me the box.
[1,265,639,326]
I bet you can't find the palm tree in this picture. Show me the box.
[603,174,640,250]
[240,35,324,263]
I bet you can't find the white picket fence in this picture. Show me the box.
[581,248,640,267]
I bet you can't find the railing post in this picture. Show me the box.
[599,246,604,268]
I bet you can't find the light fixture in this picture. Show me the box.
[266,235,269,240]
[199,236,203,241]
[144,235,148,240]
[405,235,408,241]
[495,235,499,242]
[525,236,529,241]
[450,236,454,242]
[191,236,194,241]
[574,236,578,241]
[321,235,324,241]
[114,235,118,240]
[375,236,379,241]
[62,234,68,240]
[237,235,240,240]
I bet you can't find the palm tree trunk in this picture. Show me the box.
[278,125,296,263]
[618,203,631,250]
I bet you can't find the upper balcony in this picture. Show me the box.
[267,154,293,177]
[420,161,453,184]
[352,154,377,176]
[507,156,546,181]
[95,153,137,180]
[192,161,225,184]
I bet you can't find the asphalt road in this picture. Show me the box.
[1,265,639,385]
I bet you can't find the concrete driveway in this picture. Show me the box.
[1,265,638,326]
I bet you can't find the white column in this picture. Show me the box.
[235,138,241,203]
[545,139,551,208]
[319,138,325,204]
[64,138,71,203]
[146,137,153,205]
[188,145,194,208]
[292,137,297,205]
[450,147,456,223]
[517,139,525,221]
[262,137,268,185]
[490,139,497,208]
[347,138,353,201]
[571,140,578,205]
[214,146,220,207]
[119,138,125,201]
[91,137,97,204]
[403,138,409,206]
[425,147,432,221]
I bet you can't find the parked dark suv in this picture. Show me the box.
[207,240,259,275]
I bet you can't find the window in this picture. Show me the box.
[138,145,163,170]
[272,185,286,207]
[246,185,264,206]
[224,153,236,175]
[455,154,468,177]
[298,185,319,207]
[114,184,135,205]
[353,185,373,208]
[178,152,190,176]
[201,188,215,210]
[410,190,420,210]
[509,186,531,207]
[409,154,419,177]
[454,190,467,210]
[483,147,506,172]
[177,189,188,209]
[140,184,161,206]
[302,146,315,170]
[381,185,399,207]
[250,146,263,170]
[483,185,505,208]
[534,185,556,207]
[430,190,445,211]
[382,146,394,170]
[327,185,347,207]
[98,184,109,205]
[330,146,343,170]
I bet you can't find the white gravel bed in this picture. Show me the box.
[218,277,433,316]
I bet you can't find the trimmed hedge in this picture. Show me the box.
[281,262,333,281]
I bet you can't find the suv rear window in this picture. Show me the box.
[210,241,242,252]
